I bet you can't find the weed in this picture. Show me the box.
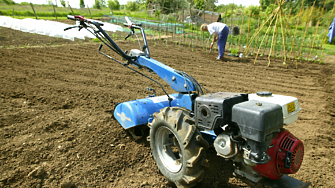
[92,38,100,42]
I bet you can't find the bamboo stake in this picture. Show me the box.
[319,2,335,61]
[253,11,279,64]
[289,0,305,60]
[238,9,245,52]
[283,7,292,58]
[298,0,317,59]
[280,9,287,68]
[254,6,262,53]
[273,19,279,58]
[246,12,252,46]
[308,0,328,60]
[225,8,227,23]
[268,13,279,66]
[230,5,233,47]
[244,7,280,56]
[262,32,270,55]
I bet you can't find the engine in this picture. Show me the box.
[195,92,304,182]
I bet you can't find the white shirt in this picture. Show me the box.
[207,22,227,35]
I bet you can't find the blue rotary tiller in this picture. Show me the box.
[65,15,310,188]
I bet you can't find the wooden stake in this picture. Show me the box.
[30,3,37,19]
[308,0,328,60]
[262,32,270,55]
[244,7,280,56]
[268,13,279,66]
[238,9,245,51]
[253,11,279,64]
[212,7,214,23]
[289,0,305,60]
[254,6,262,53]
[319,2,335,61]
[53,5,57,20]
[298,0,316,59]
[246,12,252,45]
[230,5,233,46]
[69,5,75,15]
[280,9,287,68]
[283,7,292,59]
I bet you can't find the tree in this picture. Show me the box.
[125,0,139,11]
[93,0,101,9]
[80,0,85,8]
[108,0,120,11]
[60,0,66,7]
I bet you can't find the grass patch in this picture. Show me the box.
[323,44,335,55]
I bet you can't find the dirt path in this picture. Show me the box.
[0,27,334,188]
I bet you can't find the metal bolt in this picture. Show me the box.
[172,76,176,81]
[184,84,187,88]
[220,141,226,148]
[256,102,262,106]
[278,149,282,153]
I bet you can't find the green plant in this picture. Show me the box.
[231,48,238,55]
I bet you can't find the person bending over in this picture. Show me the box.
[201,22,229,61]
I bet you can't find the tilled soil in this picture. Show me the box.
[0,27,334,188]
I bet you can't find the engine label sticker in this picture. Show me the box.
[287,102,295,114]
[148,95,175,103]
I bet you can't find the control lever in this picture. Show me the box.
[64,25,78,31]
[124,30,134,41]
[124,32,132,41]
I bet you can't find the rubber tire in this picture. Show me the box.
[149,107,209,188]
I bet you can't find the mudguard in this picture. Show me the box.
[114,93,193,129]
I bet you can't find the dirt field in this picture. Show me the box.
[0,25,334,188]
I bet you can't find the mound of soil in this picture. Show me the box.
[0,27,334,188]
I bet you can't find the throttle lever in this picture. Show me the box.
[124,33,132,41]
[124,31,134,41]
[64,25,78,31]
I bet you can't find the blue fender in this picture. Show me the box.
[114,93,193,129]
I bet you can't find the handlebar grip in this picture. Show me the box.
[67,15,75,20]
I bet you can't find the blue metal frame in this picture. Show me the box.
[135,56,195,93]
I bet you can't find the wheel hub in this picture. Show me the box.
[155,126,182,173]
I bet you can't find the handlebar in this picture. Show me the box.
[67,15,104,26]
[123,23,142,28]
[64,15,150,59]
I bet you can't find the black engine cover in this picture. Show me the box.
[195,92,248,130]
[232,100,283,142]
